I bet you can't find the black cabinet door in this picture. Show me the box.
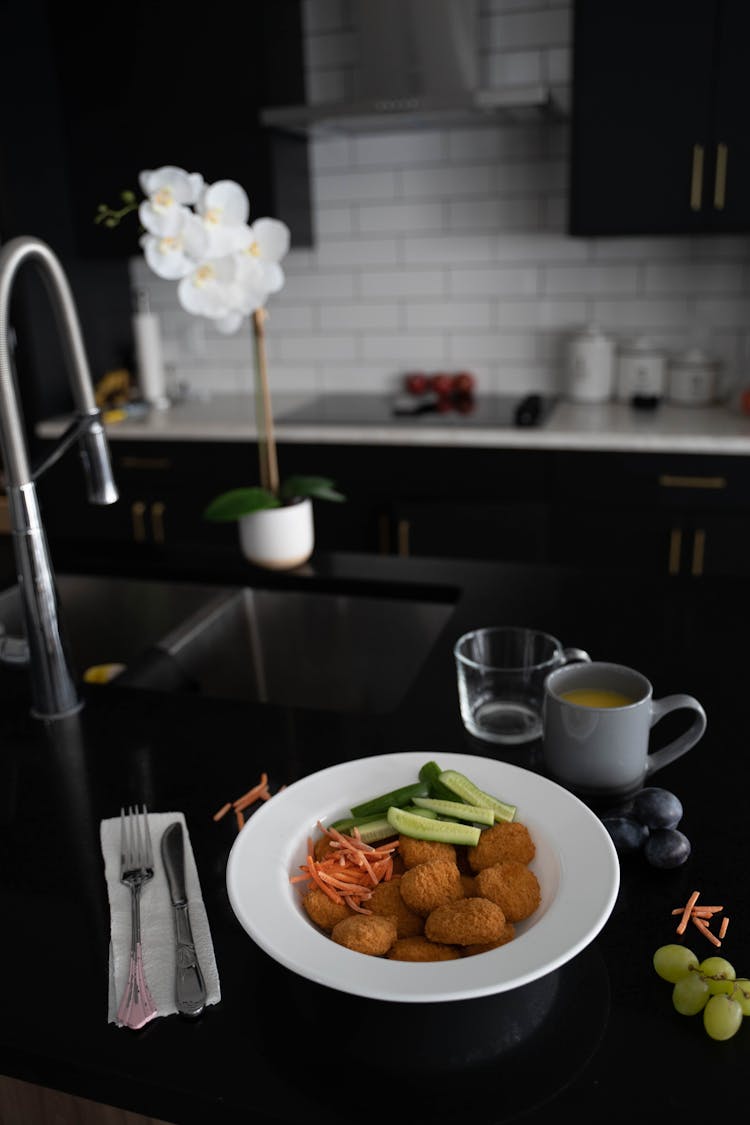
[569,0,750,236]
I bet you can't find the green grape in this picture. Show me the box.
[703,994,743,1041]
[699,956,736,995]
[672,973,710,1015]
[653,944,699,983]
[733,979,750,1016]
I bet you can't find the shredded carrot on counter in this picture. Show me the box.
[672,890,729,946]
[213,771,278,831]
[290,820,399,913]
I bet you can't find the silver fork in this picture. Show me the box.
[116,804,158,1029]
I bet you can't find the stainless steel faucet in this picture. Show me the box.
[0,235,119,718]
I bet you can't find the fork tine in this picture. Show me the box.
[141,805,153,867]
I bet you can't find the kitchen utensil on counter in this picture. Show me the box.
[542,662,707,798]
[161,821,207,1018]
[277,392,556,429]
[563,324,616,402]
[666,348,722,405]
[116,805,158,1030]
[453,626,591,745]
[615,337,666,403]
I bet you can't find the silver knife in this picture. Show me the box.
[161,821,207,1018]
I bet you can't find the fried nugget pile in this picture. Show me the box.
[301,820,541,961]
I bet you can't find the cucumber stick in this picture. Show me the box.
[439,769,516,823]
[350,780,429,819]
[411,796,495,826]
[418,760,461,802]
[386,805,481,846]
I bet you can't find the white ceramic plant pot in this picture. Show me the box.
[238,497,314,570]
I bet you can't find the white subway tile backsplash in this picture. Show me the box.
[132,0,750,400]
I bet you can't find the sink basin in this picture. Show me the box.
[0,574,456,715]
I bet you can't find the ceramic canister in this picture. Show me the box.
[563,325,616,403]
[615,337,666,402]
[666,348,721,406]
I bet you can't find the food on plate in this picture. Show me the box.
[331,914,397,956]
[302,887,353,931]
[399,859,465,917]
[463,923,516,957]
[387,936,461,962]
[367,876,424,937]
[425,897,508,946]
[467,820,536,871]
[398,835,457,869]
[474,860,541,922]
[460,873,477,896]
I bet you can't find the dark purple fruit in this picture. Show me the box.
[632,787,683,830]
[643,828,691,869]
[601,815,649,855]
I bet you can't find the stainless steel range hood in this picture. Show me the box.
[261,0,557,135]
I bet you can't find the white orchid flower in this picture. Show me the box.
[235,217,290,294]
[138,166,204,237]
[177,256,241,320]
[139,211,208,280]
[195,180,251,258]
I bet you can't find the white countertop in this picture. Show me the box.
[36,394,750,456]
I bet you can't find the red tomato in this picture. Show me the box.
[404,372,429,395]
[452,371,476,395]
[430,372,453,395]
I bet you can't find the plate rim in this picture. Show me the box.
[226,751,620,1003]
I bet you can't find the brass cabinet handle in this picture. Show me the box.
[714,142,728,210]
[397,518,410,557]
[658,474,727,490]
[691,528,706,577]
[150,501,166,545]
[690,143,704,211]
[131,501,146,543]
[668,528,682,575]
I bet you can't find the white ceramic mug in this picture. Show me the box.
[542,661,707,797]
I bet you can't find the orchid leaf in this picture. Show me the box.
[203,487,280,522]
[280,475,346,503]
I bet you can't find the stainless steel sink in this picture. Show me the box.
[0,574,456,715]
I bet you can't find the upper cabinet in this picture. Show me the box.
[569,0,750,236]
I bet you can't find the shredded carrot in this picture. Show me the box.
[235,807,245,831]
[719,916,729,940]
[290,820,399,913]
[676,890,700,935]
[213,771,280,831]
[692,915,722,947]
[212,801,232,822]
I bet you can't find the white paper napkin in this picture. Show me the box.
[100,810,221,1025]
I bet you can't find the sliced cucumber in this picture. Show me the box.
[439,769,516,823]
[411,796,495,826]
[386,805,481,846]
[401,804,439,819]
[331,812,393,832]
[350,780,430,819]
[418,760,461,802]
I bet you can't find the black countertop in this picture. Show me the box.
[0,548,747,1123]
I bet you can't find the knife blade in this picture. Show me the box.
[161,821,207,1018]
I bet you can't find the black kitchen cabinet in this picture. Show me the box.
[569,0,750,236]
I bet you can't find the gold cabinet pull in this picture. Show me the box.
[150,501,166,545]
[668,528,682,576]
[714,142,728,210]
[690,144,704,211]
[691,528,706,577]
[131,501,146,543]
[397,518,410,557]
[658,474,727,490]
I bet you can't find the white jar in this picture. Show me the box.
[563,325,616,403]
[666,349,721,406]
[615,337,666,402]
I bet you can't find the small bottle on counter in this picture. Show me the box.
[132,288,169,409]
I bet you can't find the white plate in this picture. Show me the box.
[226,751,620,1003]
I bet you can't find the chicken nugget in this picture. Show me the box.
[425,897,507,946]
[474,860,541,922]
[462,922,516,956]
[460,873,477,897]
[466,821,536,872]
[302,887,353,932]
[387,936,461,962]
[367,875,424,938]
[331,914,397,957]
[398,835,457,869]
[399,859,464,917]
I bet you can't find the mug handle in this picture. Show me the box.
[646,694,707,777]
[561,647,591,665]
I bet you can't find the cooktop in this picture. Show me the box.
[276,393,556,428]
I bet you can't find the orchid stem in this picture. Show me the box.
[252,308,279,496]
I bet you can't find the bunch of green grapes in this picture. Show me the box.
[653,944,750,1041]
